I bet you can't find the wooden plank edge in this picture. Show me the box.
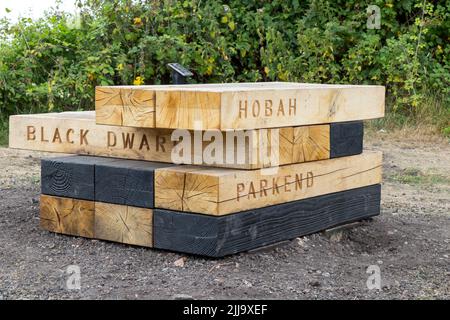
[153,184,381,257]
[40,195,153,247]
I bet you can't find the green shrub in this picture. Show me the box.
[0,115,8,146]
[0,0,448,132]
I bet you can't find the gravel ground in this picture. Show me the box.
[0,131,449,300]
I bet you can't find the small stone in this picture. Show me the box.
[297,238,307,247]
[323,272,330,277]
[174,257,187,267]
[309,280,321,287]
[330,232,343,242]
[173,294,194,300]
[377,260,383,265]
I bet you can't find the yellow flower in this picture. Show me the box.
[133,17,142,26]
[133,76,144,86]
[206,65,213,75]
[228,21,236,31]
[221,16,228,24]
[264,66,270,75]
[278,72,288,81]
[386,3,393,8]
[436,45,443,54]
[117,63,124,71]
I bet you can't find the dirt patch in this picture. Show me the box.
[0,133,449,300]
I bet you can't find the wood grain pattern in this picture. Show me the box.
[153,184,381,257]
[95,82,385,130]
[154,151,382,215]
[95,202,153,247]
[155,90,221,130]
[40,195,95,238]
[219,84,385,130]
[330,121,363,158]
[9,111,174,163]
[95,83,293,128]
[40,195,153,246]
[95,159,171,208]
[10,112,364,169]
[279,125,330,165]
[96,87,155,127]
[41,155,169,208]
[41,156,119,200]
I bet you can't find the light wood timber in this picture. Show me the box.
[40,194,95,238]
[40,195,153,246]
[10,112,363,169]
[95,202,153,247]
[95,82,385,130]
[154,151,383,215]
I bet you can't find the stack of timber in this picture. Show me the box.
[9,82,385,257]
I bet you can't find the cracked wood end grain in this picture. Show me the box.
[40,194,95,238]
[95,202,153,247]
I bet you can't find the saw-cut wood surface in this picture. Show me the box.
[41,156,119,201]
[96,87,155,127]
[10,112,363,169]
[41,155,170,208]
[154,184,381,257]
[95,82,385,130]
[279,125,330,164]
[154,151,382,215]
[95,202,153,247]
[40,195,153,247]
[40,195,95,238]
[95,159,171,208]
[329,121,363,158]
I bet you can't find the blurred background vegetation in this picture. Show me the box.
[0,0,449,145]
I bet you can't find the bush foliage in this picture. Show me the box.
[0,0,449,129]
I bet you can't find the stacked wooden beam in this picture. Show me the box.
[9,82,385,257]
